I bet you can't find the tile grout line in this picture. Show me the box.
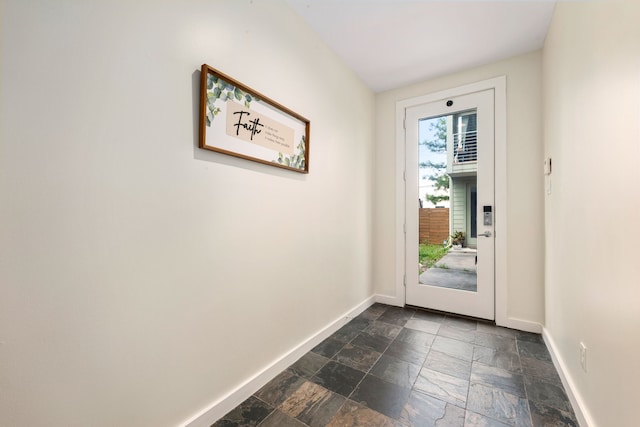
[515,336,535,427]
[219,304,576,427]
[343,312,402,411]
[345,309,426,423]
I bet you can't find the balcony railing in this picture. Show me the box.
[453,130,477,163]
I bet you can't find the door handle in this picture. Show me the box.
[479,231,492,237]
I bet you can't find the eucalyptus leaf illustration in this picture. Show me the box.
[273,135,306,170]
[204,74,255,128]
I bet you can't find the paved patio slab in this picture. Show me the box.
[419,250,477,291]
[435,250,477,271]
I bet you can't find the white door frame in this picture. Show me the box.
[394,76,508,326]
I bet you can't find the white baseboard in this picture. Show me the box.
[374,294,403,307]
[498,316,542,333]
[180,295,377,427]
[542,328,596,427]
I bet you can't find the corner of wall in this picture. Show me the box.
[182,296,377,427]
[543,328,596,427]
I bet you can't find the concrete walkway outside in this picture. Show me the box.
[419,249,477,291]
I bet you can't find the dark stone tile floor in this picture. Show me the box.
[212,304,578,427]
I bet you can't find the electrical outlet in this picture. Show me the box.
[580,342,587,372]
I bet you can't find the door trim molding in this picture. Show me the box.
[395,76,509,326]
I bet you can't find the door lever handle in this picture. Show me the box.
[479,231,492,237]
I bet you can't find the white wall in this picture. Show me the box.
[374,51,545,326]
[543,1,640,425]
[0,1,374,426]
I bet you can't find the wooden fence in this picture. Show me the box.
[419,208,450,245]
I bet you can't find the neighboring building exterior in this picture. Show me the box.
[446,111,478,248]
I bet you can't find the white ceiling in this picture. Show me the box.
[286,0,557,92]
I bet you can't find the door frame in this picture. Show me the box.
[394,76,508,325]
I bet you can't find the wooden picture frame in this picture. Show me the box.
[198,64,310,173]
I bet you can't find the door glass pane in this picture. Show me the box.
[418,110,478,292]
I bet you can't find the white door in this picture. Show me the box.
[405,89,495,320]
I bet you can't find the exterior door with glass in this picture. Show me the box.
[404,89,495,320]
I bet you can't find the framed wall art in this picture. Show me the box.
[198,64,310,173]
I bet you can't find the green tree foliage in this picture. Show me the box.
[421,117,447,153]
[420,117,449,206]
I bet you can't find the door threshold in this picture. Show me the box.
[404,304,495,326]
